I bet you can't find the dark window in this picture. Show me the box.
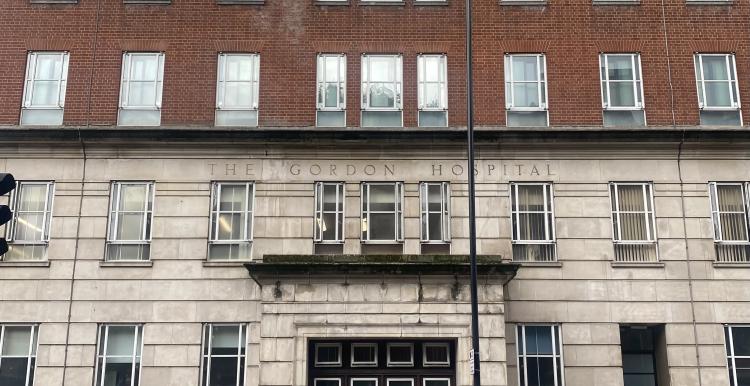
[726,325,750,386]
[423,343,450,366]
[352,343,378,366]
[620,325,666,386]
[316,343,342,366]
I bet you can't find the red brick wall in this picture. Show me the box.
[1,0,748,127]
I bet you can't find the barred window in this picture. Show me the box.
[118,52,164,126]
[510,183,555,262]
[106,182,154,261]
[516,325,564,386]
[709,182,750,263]
[504,54,548,127]
[0,324,39,386]
[314,182,345,243]
[21,52,68,126]
[95,325,143,386]
[209,182,254,260]
[216,53,260,127]
[420,182,450,243]
[725,325,750,386]
[361,182,403,242]
[201,324,247,386]
[610,182,658,262]
[317,54,346,127]
[5,181,54,261]
[417,54,448,127]
[694,53,742,126]
[361,54,403,127]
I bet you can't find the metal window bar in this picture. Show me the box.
[361,182,404,242]
[317,54,346,111]
[417,54,448,111]
[22,52,69,109]
[420,182,450,243]
[7,181,55,244]
[505,54,547,111]
[210,182,254,243]
[516,325,564,386]
[314,182,345,243]
[600,53,643,110]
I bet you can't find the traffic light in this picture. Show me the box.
[0,173,16,257]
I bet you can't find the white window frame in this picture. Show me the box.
[504,54,548,112]
[516,324,565,386]
[387,379,414,386]
[352,378,378,386]
[350,343,378,367]
[386,343,414,367]
[423,379,450,386]
[119,52,165,110]
[419,182,451,243]
[6,181,55,245]
[509,182,555,244]
[725,325,750,386]
[709,182,750,243]
[315,343,343,367]
[21,51,69,110]
[694,53,741,110]
[417,54,448,111]
[94,324,144,386]
[216,53,260,111]
[106,181,155,249]
[609,182,657,244]
[361,54,403,111]
[317,54,347,112]
[361,182,404,243]
[422,343,450,367]
[200,323,247,386]
[209,182,255,245]
[599,53,644,110]
[314,182,345,244]
[316,379,342,386]
[0,324,39,386]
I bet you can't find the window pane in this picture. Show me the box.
[513,83,540,108]
[428,213,442,241]
[422,57,441,82]
[389,345,412,363]
[219,185,247,212]
[322,213,338,240]
[14,213,44,241]
[425,380,449,386]
[424,344,449,364]
[702,56,729,80]
[208,357,240,386]
[224,82,253,107]
[352,345,377,364]
[369,84,396,108]
[325,57,340,82]
[17,185,47,211]
[128,82,157,106]
[30,80,59,106]
[217,213,244,240]
[517,185,544,211]
[316,344,340,364]
[617,185,646,212]
[607,56,634,81]
[130,56,158,81]
[103,362,135,384]
[423,84,442,109]
[523,326,553,355]
[512,56,539,81]
[732,327,750,356]
[322,184,339,211]
[353,380,376,386]
[609,82,636,107]
[35,54,63,79]
[0,358,31,386]
[211,326,240,355]
[317,380,340,386]
[117,213,144,240]
[120,185,147,211]
[2,327,32,356]
[370,57,394,82]
[518,213,546,240]
[369,185,396,211]
[325,84,339,108]
[105,326,136,356]
[369,213,396,240]
[705,82,732,107]
[225,55,254,81]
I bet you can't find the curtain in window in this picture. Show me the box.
[713,184,749,241]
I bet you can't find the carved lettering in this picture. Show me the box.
[384,164,395,176]
[452,164,463,176]
[245,164,255,176]
[364,165,376,176]
[226,163,236,176]
[432,164,443,176]
[347,165,356,176]
[330,164,337,176]
[290,164,301,176]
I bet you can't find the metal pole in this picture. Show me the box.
[465,0,481,382]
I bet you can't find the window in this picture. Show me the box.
[361,54,403,127]
[106,182,154,261]
[95,325,143,386]
[317,54,346,127]
[505,54,548,127]
[725,325,750,386]
[516,325,564,386]
[599,53,645,127]
[4,181,54,261]
[387,343,414,367]
[314,182,345,243]
[351,343,378,367]
[420,182,450,243]
[609,182,658,262]
[694,53,742,126]
[0,325,38,386]
[620,325,665,386]
[315,343,342,366]
[118,52,164,126]
[209,182,254,260]
[352,378,377,386]
[201,324,246,386]
[417,54,448,127]
[316,379,342,386]
[423,380,449,386]
[709,182,750,262]
[423,343,450,367]
[510,183,555,262]
[361,182,404,243]
[216,53,260,127]
[20,52,68,126]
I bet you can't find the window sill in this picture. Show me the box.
[685,0,733,4]
[30,0,78,3]
[315,0,349,4]
[592,0,639,4]
[0,261,51,267]
[99,261,153,268]
[414,0,449,5]
[359,1,405,5]
[203,260,253,267]
[514,261,561,267]
[217,0,264,4]
[611,261,664,268]
[123,0,170,4]
[713,262,750,268]
[500,1,547,5]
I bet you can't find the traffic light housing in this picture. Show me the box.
[0,173,16,257]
